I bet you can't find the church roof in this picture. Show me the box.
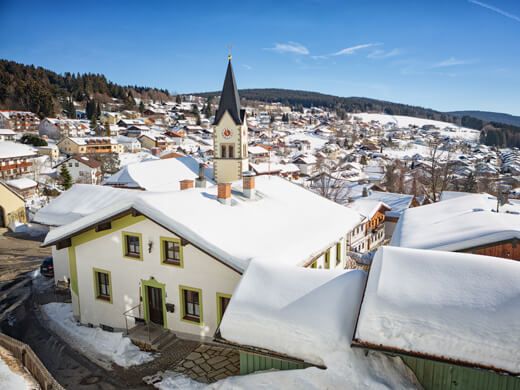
[214,60,242,126]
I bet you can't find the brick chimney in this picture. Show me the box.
[195,163,207,188]
[242,171,255,199]
[218,183,231,205]
[180,179,194,191]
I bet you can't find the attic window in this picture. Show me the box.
[95,221,112,232]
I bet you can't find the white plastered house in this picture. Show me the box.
[41,175,362,341]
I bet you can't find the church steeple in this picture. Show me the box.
[214,59,242,126]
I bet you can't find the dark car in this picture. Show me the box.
[40,257,54,278]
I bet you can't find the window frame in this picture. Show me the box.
[324,249,330,269]
[93,268,113,304]
[160,236,183,267]
[336,242,342,266]
[216,293,232,326]
[122,231,143,260]
[179,285,203,325]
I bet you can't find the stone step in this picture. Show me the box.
[156,333,177,351]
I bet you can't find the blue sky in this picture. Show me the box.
[1,0,519,114]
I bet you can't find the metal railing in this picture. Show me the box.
[123,303,153,343]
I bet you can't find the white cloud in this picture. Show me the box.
[266,42,309,55]
[469,0,520,23]
[242,64,252,70]
[367,48,401,59]
[333,43,381,56]
[432,57,476,67]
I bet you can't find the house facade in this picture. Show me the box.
[56,155,102,184]
[0,182,27,227]
[0,111,40,132]
[39,118,88,140]
[57,137,124,155]
[0,142,37,180]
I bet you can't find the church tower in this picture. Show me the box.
[213,56,248,184]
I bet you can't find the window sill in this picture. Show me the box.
[162,259,182,267]
[124,253,142,260]
[96,295,112,303]
[182,315,201,324]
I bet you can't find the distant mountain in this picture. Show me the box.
[197,88,461,124]
[449,110,520,127]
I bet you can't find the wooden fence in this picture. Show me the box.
[0,332,65,390]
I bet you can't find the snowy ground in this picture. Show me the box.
[40,303,155,370]
[353,112,480,141]
[0,345,40,390]
[285,130,329,153]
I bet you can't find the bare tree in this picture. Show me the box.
[425,139,453,202]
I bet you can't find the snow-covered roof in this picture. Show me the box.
[354,246,520,375]
[64,137,117,145]
[0,129,16,135]
[0,142,37,159]
[220,260,367,365]
[347,199,390,220]
[363,191,415,219]
[33,184,140,226]
[391,193,520,251]
[247,145,269,155]
[43,176,363,272]
[5,178,37,190]
[102,156,213,191]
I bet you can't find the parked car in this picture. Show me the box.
[40,257,54,277]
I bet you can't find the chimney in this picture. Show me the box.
[218,183,232,205]
[180,179,194,191]
[242,171,255,199]
[195,163,207,188]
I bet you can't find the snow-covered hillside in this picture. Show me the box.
[353,113,480,141]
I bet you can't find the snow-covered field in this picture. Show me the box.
[40,303,154,369]
[353,112,480,141]
[0,346,40,390]
[285,130,329,153]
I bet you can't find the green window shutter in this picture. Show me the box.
[336,242,341,265]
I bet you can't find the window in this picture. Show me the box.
[336,242,341,266]
[68,163,73,167]
[221,144,227,158]
[93,268,112,303]
[228,144,234,158]
[217,293,231,325]
[221,143,234,159]
[75,163,79,167]
[160,237,183,267]
[180,286,202,324]
[324,249,330,269]
[122,232,142,260]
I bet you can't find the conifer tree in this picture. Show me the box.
[60,164,73,190]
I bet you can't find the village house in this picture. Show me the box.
[347,199,391,253]
[57,137,124,155]
[55,155,102,185]
[353,246,520,389]
[37,144,60,161]
[0,110,40,132]
[0,128,16,141]
[38,118,88,140]
[391,193,520,260]
[116,135,142,153]
[0,181,27,227]
[0,142,38,180]
[5,177,38,200]
[41,175,361,345]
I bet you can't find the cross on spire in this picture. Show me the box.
[227,44,232,60]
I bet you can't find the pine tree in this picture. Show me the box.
[463,172,477,193]
[139,100,145,113]
[176,95,182,104]
[60,164,73,190]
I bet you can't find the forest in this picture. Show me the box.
[0,60,171,119]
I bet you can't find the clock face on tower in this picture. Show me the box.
[222,128,232,139]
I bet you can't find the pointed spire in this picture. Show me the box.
[214,59,242,125]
